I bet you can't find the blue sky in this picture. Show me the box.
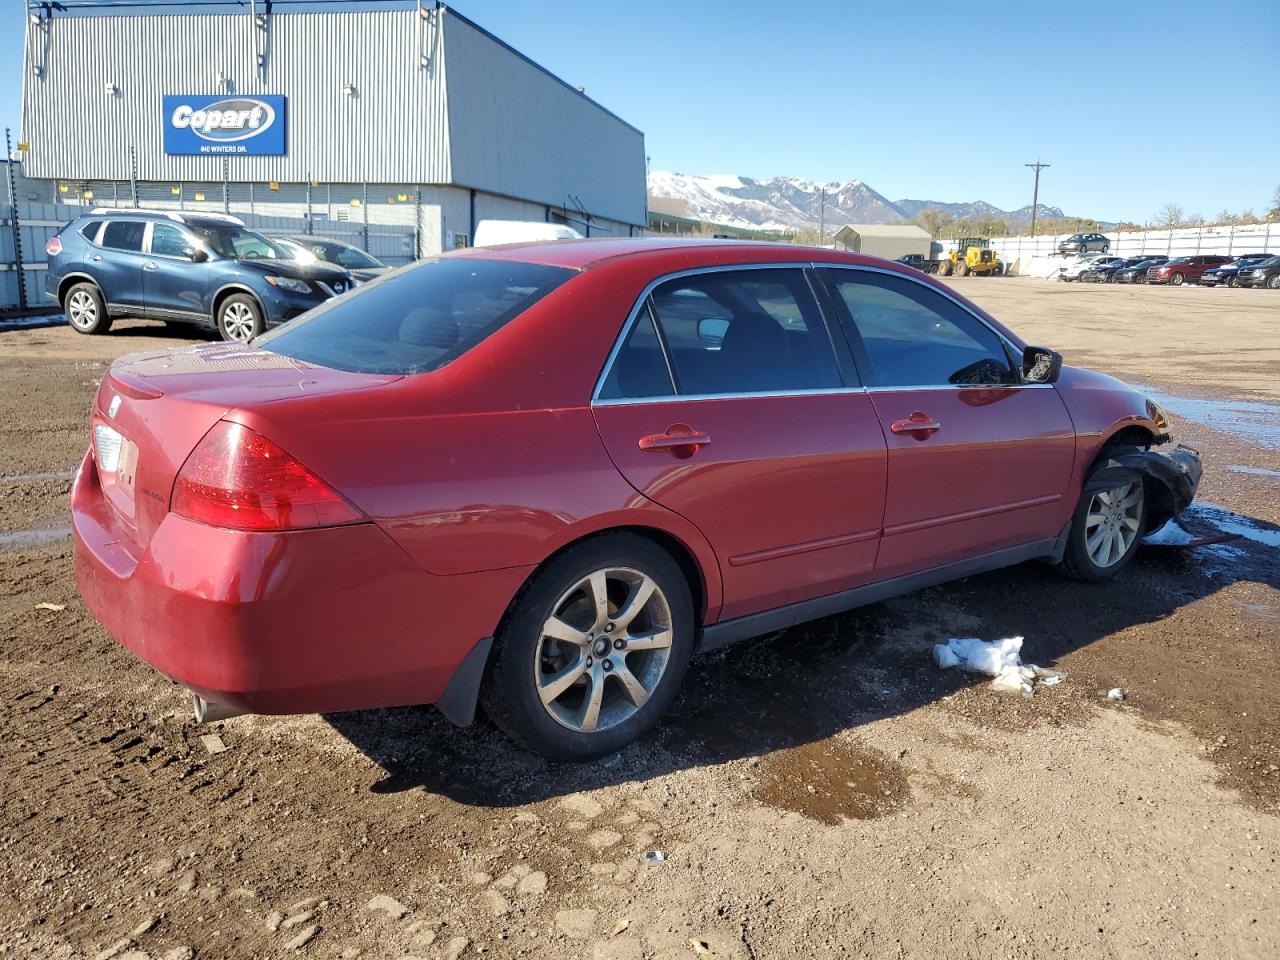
[3,0,1278,222]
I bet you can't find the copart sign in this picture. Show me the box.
[162,95,287,155]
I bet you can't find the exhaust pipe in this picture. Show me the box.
[192,692,246,724]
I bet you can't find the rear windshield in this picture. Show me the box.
[257,257,574,375]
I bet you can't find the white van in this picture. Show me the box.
[472,220,584,247]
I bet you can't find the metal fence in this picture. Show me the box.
[1,198,419,312]
[990,222,1280,264]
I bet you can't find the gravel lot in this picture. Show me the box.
[1,277,1277,959]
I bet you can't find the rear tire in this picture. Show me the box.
[1058,457,1149,583]
[956,262,969,277]
[217,293,265,342]
[481,534,695,761]
[64,282,111,335]
[937,260,952,278]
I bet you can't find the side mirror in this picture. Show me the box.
[187,247,208,263]
[1022,345,1063,384]
[697,317,729,350]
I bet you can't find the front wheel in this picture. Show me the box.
[481,534,695,760]
[217,293,265,342]
[1058,474,1147,582]
[1267,275,1280,290]
[956,262,969,277]
[1170,272,1185,286]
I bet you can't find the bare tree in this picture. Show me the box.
[1269,186,1280,220]
[1215,209,1239,226]
[1156,203,1184,229]
[914,207,950,239]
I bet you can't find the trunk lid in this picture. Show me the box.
[91,343,400,551]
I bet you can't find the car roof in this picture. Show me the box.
[446,237,903,272]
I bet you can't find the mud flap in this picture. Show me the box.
[1084,443,1203,532]
[435,635,493,727]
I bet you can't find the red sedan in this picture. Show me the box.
[73,240,1202,759]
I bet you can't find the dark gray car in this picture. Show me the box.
[276,235,391,283]
[1058,233,1111,255]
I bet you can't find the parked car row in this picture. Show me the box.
[44,209,392,340]
[1060,252,1279,287]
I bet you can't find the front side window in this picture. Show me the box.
[191,224,283,261]
[258,257,573,375]
[822,269,1017,388]
[643,269,842,396]
[150,223,191,258]
[100,221,146,253]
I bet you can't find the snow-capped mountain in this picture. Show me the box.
[648,171,1067,231]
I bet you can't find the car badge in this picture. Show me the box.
[108,394,122,419]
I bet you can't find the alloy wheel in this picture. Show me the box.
[222,302,257,341]
[67,290,98,331]
[1084,482,1143,568]
[534,567,673,734]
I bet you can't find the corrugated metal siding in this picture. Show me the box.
[22,9,451,184]
[443,16,646,227]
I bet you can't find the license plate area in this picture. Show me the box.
[94,420,139,522]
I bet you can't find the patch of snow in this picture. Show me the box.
[0,313,66,331]
[1143,520,1198,546]
[1106,688,1125,702]
[932,636,1063,698]
[1228,465,1280,479]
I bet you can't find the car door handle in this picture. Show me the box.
[638,425,711,454]
[90,254,102,262]
[143,261,158,271]
[889,412,941,439]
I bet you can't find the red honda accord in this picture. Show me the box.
[73,240,1202,758]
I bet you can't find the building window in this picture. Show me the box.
[454,234,470,249]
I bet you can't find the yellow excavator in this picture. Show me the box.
[935,238,1004,277]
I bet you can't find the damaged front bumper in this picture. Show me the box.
[1087,443,1203,530]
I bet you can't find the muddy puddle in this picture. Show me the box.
[1144,388,1280,449]
[752,738,910,824]
[0,525,71,549]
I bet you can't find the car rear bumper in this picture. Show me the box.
[71,449,529,718]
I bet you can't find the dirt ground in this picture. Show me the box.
[1,278,1277,960]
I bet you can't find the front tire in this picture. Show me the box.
[1058,469,1148,583]
[217,293,264,342]
[1267,275,1280,290]
[1170,272,1185,286]
[65,282,111,335]
[481,534,695,760]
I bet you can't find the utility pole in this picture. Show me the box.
[1025,160,1050,237]
[819,187,826,246]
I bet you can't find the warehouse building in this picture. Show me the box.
[831,224,933,260]
[19,0,647,257]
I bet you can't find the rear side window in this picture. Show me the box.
[257,257,573,375]
[597,306,675,401]
[641,269,842,396]
[78,220,104,243]
[100,221,146,252]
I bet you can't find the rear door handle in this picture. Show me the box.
[143,261,158,272]
[638,425,711,454]
[90,254,102,262]
[889,412,941,439]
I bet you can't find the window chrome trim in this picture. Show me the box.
[593,386,871,407]
[810,261,1031,379]
[590,261,849,405]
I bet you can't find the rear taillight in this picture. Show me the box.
[172,421,361,531]
[45,236,63,256]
